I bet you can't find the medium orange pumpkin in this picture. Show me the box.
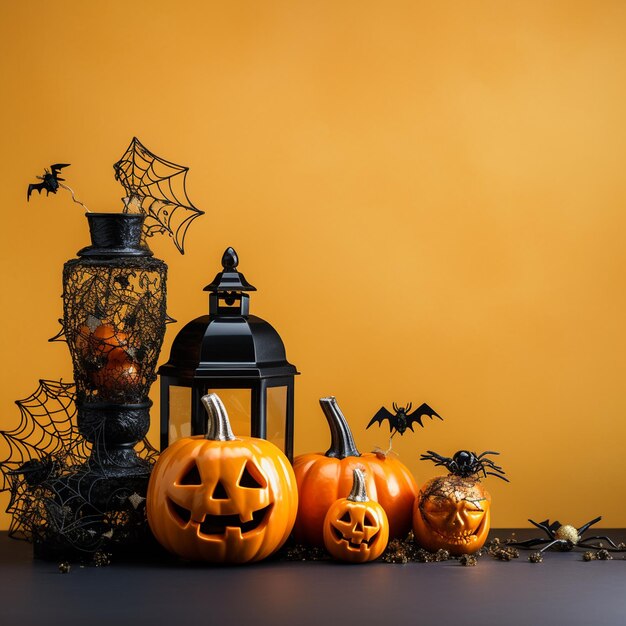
[147,393,298,563]
[293,397,418,547]
[323,468,389,563]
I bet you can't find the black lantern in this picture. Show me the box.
[158,247,299,460]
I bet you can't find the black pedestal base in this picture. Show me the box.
[31,470,153,562]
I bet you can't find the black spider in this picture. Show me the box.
[9,458,57,487]
[420,450,509,481]
[513,517,622,553]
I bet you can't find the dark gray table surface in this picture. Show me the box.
[0,530,624,626]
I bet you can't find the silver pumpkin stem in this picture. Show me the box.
[202,393,236,441]
[347,468,369,502]
[320,396,361,459]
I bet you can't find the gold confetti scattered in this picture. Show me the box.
[127,492,146,510]
[459,554,477,566]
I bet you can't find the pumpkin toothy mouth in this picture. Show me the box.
[332,527,375,549]
[424,514,488,545]
[196,504,273,537]
[167,498,273,537]
[430,528,479,544]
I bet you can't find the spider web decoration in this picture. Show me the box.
[0,379,158,558]
[0,380,81,495]
[48,319,67,343]
[113,137,204,254]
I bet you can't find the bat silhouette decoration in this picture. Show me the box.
[27,163,70,200]
[366,402,443,456]
[367,402,443,437]
[367,402,442,456]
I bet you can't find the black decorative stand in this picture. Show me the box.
[31,213,167,559]
[64,213,166,474]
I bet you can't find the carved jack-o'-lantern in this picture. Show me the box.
[323,468,389,563]
[412,450,508,555]
[147,393,298,563]
[413,475,491,555]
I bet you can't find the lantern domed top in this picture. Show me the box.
[158,247,298,380]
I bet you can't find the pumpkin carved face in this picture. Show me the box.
[413,449,507,555]
[147,394,298,563]
[413,475,491,555]
[323,469,389,563]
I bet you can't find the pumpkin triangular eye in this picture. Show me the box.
[168,498,192,524]
[339,511,351,523]
[332,526,344,541]
[238,462,267,489]
[179,463,202,485]
[364,514,376,527]
[212,480,229,500]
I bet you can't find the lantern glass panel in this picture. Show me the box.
[267,386,287,451]
[168,385,192,445]
[206,388,252,437]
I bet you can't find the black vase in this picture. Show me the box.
[63,213,167,476]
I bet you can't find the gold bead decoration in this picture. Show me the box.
[554,524,579,544]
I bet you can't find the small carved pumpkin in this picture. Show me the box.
[412,450,507,555]
[323,468,389,563]
[294,397,417,546]
[147,393,298,564]
[413,475,491,555]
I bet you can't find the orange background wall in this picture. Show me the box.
[1,0,625,529]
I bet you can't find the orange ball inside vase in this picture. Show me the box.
[90,348,141,392]
[90,323,129,355]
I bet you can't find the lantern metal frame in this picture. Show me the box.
[158,248,298,460]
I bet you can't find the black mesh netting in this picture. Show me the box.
[0,380,158,558]
[62,255,167,406]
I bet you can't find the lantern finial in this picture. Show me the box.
[204,246,257,293]
[222,247,238,270]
